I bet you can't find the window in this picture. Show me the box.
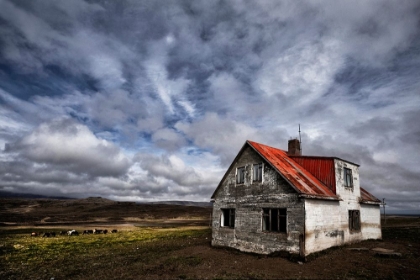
[221,209,235,228]
[262,208,287,233]
[253,163,262,182]
[349,210,360,232]
[237,167,245,184]
[344,167,353,188]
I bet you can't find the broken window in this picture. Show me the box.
[237,167,245,184]
[221,208,235,228]
[253,163,262,182]
[344,167,353,188]
[349,210,360,232]
[262,208,287,233]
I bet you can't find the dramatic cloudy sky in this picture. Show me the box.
[0,0,419,213]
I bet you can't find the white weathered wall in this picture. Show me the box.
[360,204,382,239]
[304,159,381,255]
[335,159,360,203]
[304,199,345,254]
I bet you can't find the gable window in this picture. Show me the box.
[237,167,245,184]
[262,208,287,233]
[253,163,263,182]
[349,210,360,232]
[221,208,235,228]
[344,167,353,188]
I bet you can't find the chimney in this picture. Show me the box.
[288,138,301,156]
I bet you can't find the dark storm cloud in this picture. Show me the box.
[0,0,419,208]
[348,117,398,144]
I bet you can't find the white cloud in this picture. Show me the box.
[256,39,343,104]
[6,118,131,177]
[89,54,126,90]
[151,128,186,152]
[144,40,194,117]
[176,113,261,164]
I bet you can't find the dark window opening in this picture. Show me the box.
[349,210,360,232]
[344,167,353,188]
[262,208,287,233]
[237,167,245,184]
[253,163,262,182]
[221,209,235,228]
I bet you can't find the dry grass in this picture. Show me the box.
[1,224,420,279]
[0,226,210,280]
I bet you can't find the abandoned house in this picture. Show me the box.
[211,139,382,257]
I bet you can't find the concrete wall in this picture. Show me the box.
[360,203,382,240]
[304,159,381,255]
[335,159,361,204]
[304,199,344,254]
[212,145,305,255]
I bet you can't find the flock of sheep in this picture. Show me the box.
[31,229,118,237]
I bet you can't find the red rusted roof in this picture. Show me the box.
[248,141,339,200]
[360,187,381,204]
[289,156,336,194]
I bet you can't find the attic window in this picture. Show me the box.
[349,210,360,232]
[262,208,287,233]
[344,168,353,188]
[237,167,245,184]
[221,208,235,228]
[253,163,262,182]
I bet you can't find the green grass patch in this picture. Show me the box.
[0,226,211,279]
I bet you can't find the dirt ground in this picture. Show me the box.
[1,197,419,279]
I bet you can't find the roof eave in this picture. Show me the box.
[299,194,341,201]
[360,199,381,205]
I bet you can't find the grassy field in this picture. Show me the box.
[1,223,420,280]
[0,226,211,279]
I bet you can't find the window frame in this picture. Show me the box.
[262,208,287,233]
[344,167,353,188]
[253,163,263,182]
[348,210,361,232]
[236,166,245,184]
[221,208,235,228]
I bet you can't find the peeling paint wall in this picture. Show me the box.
[304,199,345,254]
[360,204,382,240]
[211,146,305,255]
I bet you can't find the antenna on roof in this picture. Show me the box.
[299,124,302,154]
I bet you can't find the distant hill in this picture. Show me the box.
[141,201,212,207]
[0,191,212,207]
[0,195,212,226]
